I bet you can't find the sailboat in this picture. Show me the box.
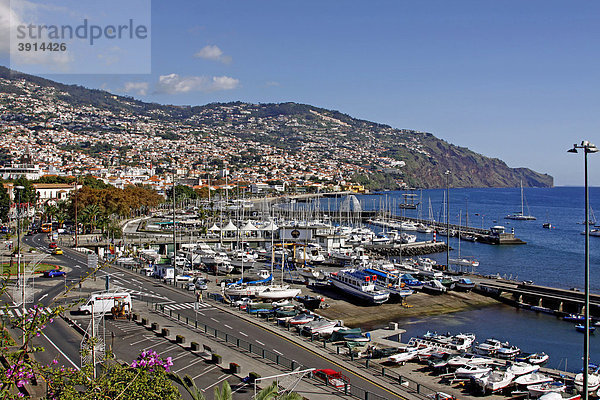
[505,180,536,220]
[449,212,480,268]
[256,233,302,300]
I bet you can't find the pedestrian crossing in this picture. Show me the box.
[0,307,54,318]
[160,302,213,312]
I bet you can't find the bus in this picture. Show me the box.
[41,223,52,233]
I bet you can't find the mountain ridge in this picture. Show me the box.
[0,66,553,189]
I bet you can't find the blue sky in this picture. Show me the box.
[2,0,600,186]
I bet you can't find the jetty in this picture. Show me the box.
[476,279,600,317]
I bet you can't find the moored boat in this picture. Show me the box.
[507,361,540,376]
[528,381,566,398]
[514,371,553,386]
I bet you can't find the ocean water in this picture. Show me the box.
[323,187,600,371]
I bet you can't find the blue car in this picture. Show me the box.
[44,269,65,278]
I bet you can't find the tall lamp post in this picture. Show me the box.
[444,170,451,269]
[568,140,598,400]
[15,185,25,345]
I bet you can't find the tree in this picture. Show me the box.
[0,183,9,223]
[12,177,37,206]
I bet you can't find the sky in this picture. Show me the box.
[1,0,600,186]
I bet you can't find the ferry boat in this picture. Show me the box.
[329,269,390,305]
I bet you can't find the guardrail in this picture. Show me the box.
[147,293,439,400]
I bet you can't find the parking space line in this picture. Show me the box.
[256,340,265,346]
[273,349,283,355]
[239,331,248,337]
[170,352,191,362]
[173,357,205,374]
[193,365,218,380]
[224,324,232,329]
[202,374,229,391]
[210,317,219,323]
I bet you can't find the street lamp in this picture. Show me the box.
[444,170,451,269]
[568,140,598,400]
[14,185,25,345]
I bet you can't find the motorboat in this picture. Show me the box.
[329,269,390,305]
[507,361,540,376]
[298,266,321,281]
[421,280,447,294]
[410,332,476,355]
[575,324,596,333]
[289,313,315,326]
[361,267,414,300]
[301,319,339,336]
[426,352,453,370]
[514,371,553,386]
[295,295,324,310]
[474,369,515,393]
[574,369,600,393]
[447,353,491,368]
[400,274,424,290]
[256,285,302,300]
[497,344,521,359]
[449,258,480,268]
[563,314,587,323]
[455,363,492,379]
[538,392,581,400]
[474,338,506,356]
[455,278,475,292]
[528,381,566,398]
[388,345,432,365]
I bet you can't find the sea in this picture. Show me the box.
[320,187,600,372]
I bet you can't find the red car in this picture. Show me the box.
[313,369,350,389]
[48,242,58,249]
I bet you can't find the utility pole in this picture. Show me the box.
[15,185,25,345]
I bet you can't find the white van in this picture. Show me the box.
[79,292,132,315]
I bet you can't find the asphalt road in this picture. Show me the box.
[12,233,402,399]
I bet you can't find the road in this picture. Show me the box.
[10,232,405,399]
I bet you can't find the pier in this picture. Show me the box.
[476,279,600,317]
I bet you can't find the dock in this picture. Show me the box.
[476,279,600,317]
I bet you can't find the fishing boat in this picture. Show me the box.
[329,268,390,305]
[505,180,536,220]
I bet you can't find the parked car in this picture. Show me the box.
[52,248,63,255]
[312,369,350,389]
[195,279,208,291]
[186,282,196,291]
[43,269,65,278]
[175,274,193,283]
[48,242,58,249]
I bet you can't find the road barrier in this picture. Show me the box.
[151,298,408,400]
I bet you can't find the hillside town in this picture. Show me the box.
[0,74,426,199]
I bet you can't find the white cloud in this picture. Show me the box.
[194,45,232,64]
[156,73,239,94]
[123,81,149,96]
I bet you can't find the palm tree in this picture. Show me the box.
[214,380,232,400]
[167,373,206,400]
